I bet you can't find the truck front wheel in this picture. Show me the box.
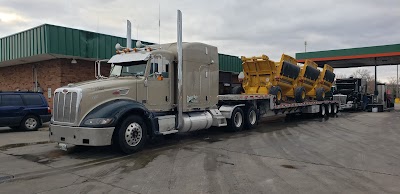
[114,115,148,154]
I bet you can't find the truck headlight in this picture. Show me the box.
[84,118,113,126]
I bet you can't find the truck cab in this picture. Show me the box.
[49,40,225,153]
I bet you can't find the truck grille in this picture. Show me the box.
[333,95,347,104]
[53,91,78,123]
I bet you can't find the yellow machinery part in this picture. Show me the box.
[297,59,321,98]
[241,54,300,99]
[241,55,276,94]
[315,64,335,92]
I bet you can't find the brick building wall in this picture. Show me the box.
[0,58,111,108]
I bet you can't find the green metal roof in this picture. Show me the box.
[219,53,242,73]
[295,44,400,68]
[0,24,242,73]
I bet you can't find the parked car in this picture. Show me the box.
[0,91,51,130]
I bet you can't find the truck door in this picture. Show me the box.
[145,56,173,111]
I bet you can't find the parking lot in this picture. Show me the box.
[0,112,399,194]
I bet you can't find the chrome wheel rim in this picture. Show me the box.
[321,106,325,115]
[333,105,338,113]
[25,118,37,129]
[328,104,332,113]
[249,110,257,125]
[125,122,143,146]
[234,112,243,128]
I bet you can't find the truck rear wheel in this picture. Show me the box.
[295,87,306,103]
[244,106,257,130]
[114,115,147,154]
[316,88,325,101]
[227,107,244,132]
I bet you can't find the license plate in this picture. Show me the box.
[58,143,68,151]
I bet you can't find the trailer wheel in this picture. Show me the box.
[320,104,326,117]
[269,86,283,104]
[231,86,245,94]
[326,104,332,114]
[316,88,325,101]
[114,115,147,154]
[244,106,257,130]
[331,104,338,115]
[295,87,306,103]
[227,107,244,132]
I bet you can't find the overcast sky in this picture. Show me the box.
[1,0,399,82]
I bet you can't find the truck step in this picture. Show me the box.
[160,130,179,135]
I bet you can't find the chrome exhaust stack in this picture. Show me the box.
[126,20,132,49]
[177,10,183,130]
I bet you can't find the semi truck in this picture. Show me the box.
[333,77,368,110]
[49,10,339,154]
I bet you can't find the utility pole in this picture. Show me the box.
[397,64,399,98]
[304,41,307,52]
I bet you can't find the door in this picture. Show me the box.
[146,56,173,111]
[0,94,26,126]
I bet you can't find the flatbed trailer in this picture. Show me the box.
[218,94,339,123]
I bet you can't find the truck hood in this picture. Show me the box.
[67,77,141,89]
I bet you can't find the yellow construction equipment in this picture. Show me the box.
[296,59,322,100]
[314,64,335,100]
[239,54,336,103]
[241,54,302,103]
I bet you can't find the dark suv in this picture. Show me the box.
[0,92,51,130]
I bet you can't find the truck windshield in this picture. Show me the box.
[110,62,147,77]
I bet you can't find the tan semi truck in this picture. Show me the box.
[50,10,339,154]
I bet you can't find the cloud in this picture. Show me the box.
[0,0,399,82]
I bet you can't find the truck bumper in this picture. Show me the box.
[340,103,353,110]
[49,124,115,146]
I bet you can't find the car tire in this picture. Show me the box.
[227,107,244,132]
[21,115,40,131]
[244,106,258,130]
[113,115,148,154]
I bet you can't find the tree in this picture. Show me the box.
[335,74,348,79]
[387,77,399,97]
[351,69,373,82]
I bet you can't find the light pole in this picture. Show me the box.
[304,41,307,52]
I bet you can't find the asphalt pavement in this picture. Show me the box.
[0,112,400,194]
